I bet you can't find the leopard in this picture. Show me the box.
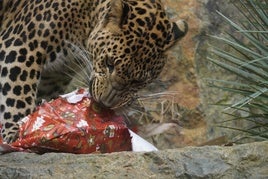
[0,0,187,143]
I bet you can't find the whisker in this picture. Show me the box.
[64,63,87,82]
[71,78,89,87]
[125,90,182,124]
[138,91,180,100]
[63,41,94,88]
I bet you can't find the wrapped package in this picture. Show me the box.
[0,89,131,154]
[0,89,157,154]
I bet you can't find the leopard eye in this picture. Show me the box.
[105,56,114,73]
[131,80,146,87]
[131,80,140,84]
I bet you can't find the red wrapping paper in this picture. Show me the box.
[0,89,132,154]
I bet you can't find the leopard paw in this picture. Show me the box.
[1,123,19,144]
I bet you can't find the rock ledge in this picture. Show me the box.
[1,141,267,178]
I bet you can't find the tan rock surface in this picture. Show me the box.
[1,141,267,178]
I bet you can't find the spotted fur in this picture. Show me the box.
[0,0,187,143]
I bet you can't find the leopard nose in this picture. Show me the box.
[89,77,126,108]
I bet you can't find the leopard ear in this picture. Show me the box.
[105,0,130,31]
[162,20,188,50]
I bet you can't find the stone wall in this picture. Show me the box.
[1,141,267,178]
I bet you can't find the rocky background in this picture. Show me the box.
[2,0,267,178]
[134,0,244,149]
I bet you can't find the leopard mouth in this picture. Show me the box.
[96,89,132,109]
[89,76,132,109]
[99,88,121,108]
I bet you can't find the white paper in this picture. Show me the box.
[60,89,89,103]
[129,129,158,152]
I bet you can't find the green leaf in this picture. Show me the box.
[208,0,268,141]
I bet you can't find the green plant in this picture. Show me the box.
[208,0,268,141]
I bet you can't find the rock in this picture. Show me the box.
[1,141,267,178]
[136,0,260,148]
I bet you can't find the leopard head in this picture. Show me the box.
[87,0,187,108]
